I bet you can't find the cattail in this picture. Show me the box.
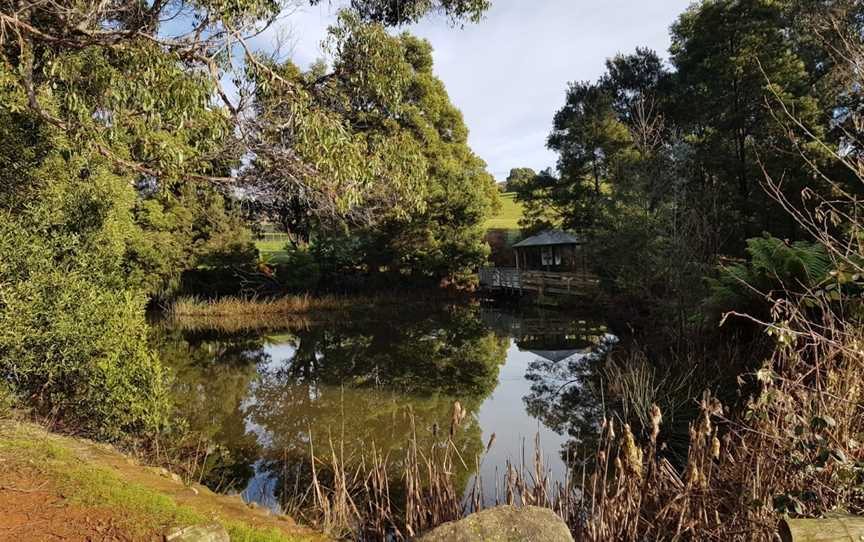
[450,401,464,437]
[486,433,497,453]
[712,435,721,460]
[702,411,712,435]
[687,462,700,486]
[621,424,643,480]
[650,404,663,443]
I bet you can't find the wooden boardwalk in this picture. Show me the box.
[478,267,599,297]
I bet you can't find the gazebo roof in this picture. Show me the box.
[512,229,581,248]
[526,349,581,363]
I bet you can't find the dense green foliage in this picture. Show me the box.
[705,236,831,321]
[0,0,491,438]
[514,0,862,339]
[312,0,490,25]
[249,13,497,286]
[0,145,169,440]
[503,167,536,193]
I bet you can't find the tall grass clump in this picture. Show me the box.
[278,403,499,540]
[170,295,345,318]
[569,318,864,540]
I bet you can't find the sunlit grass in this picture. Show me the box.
[0,422,310,542]
[256,235,293,264]
[484,192,524,230]
[170,295,347,317]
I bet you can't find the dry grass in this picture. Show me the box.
[282,314,864,541]
[170,295,349,318]
[169,290,473,318]
[293,406,472,540]
[566,312,864,541]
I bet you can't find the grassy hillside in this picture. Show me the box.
[256,233,293,264]
[484,192,524,230]
[255,192,524,263]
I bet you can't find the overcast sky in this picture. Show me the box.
[255,0,693,181]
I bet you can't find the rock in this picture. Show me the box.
[164,523,230,542]
[414,505,573,542]
[276,514,295,525]
[144,466,183,483]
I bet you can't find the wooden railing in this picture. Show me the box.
[479,267,521,289]
[520,270,599,295]
[479,267,598,296]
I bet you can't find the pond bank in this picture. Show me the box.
[164,290,480,332]
[0,419,326,542]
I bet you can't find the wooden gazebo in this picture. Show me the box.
[511,230,586,274]
[479,229,597,297]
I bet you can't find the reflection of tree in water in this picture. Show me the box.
[280,305,506,396]
[524,330,703,466]
[250,383,486,515]
[155,304,508,513]
[248,305,508,512]
[153,328,268,492]
[523,335,618,464]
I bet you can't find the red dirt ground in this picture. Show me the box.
[0,466,154,541]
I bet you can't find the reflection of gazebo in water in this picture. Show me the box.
[480,307,607,363]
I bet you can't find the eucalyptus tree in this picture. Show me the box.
[0,0,492,438]
[312,0,490,25]
[246,12,497,283]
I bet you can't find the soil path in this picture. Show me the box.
[0,420,327,541]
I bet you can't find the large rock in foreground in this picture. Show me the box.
[414,505,574,542]
[165,524,230,542]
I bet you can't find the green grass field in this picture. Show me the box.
[255,192,523,262]
[255,233,292,264]
[484,191,524,230]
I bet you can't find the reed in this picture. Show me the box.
[287,316,864,542]
[169,294,348,318]
[166,289,480,321]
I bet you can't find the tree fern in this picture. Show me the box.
[706,235,832,322]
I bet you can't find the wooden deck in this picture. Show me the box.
[478,267,599,296]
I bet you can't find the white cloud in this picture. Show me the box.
[254,0,692,180]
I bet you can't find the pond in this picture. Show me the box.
[154,300,616,516]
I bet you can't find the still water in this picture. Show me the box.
[156,301,614,512]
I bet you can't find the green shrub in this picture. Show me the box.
[0,381,14,418]
[0,151,169,441]
[273,245,321,291]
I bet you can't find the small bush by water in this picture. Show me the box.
[0,166,170,442]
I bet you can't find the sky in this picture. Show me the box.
[252,0,693,181]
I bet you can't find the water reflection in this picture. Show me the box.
[523,336,618,464]
[154,301,612,512]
